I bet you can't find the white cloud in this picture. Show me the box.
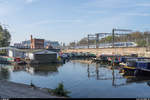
[136,3,150,7]
[54,19,82,23]
[24,0,35,3]
[80,0,150,10]
[81,0,131,9]
[86,10,107,14]
[122,12,150,17]
[25,19,83,29]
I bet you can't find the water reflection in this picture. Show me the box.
[0,60,150,97]
[0,65,10,80]
[29,64,62,76]
[1,60,150,87]
[86,63,121,80]
[0,63,62,77]
[74,60,150,88]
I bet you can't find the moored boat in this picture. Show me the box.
[120,57,150,76]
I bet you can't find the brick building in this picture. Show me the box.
[30,35,44,49]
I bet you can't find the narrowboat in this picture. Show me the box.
[120,57,150,76]
[92,54,122,65]
[134,61,150,76]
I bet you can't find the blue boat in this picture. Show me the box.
[134,61,150,76]
[120,57,150,76]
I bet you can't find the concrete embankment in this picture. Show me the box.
[0,80,61,98]
[63,47,150,57]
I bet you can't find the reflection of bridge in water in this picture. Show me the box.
[86,63,124,87]
[87,63,123,79]
[85,62,150,87]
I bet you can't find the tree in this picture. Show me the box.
[69,42,76,47]
[0,25,11,47]
[77,37,88,46]
[68,31,150,47]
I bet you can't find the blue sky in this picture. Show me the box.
[0,0,150,45]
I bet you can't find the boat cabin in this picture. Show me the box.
[26,50,58,64]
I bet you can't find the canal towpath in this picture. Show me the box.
[0,80,62,98]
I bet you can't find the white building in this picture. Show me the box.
[8,47,59,63]
[8,49,25,58]
[14,43,30,49]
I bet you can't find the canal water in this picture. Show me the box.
[0,60,150,98]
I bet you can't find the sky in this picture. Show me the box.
[0,0,150,45]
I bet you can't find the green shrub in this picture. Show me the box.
[50,82,70,97]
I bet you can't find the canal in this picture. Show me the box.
[0,60,150,98]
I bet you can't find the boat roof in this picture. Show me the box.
[29,50,57,54]
[127,57,150,59]
[100,54,121,56]
[136,61,150,63]
[7,47,57,54]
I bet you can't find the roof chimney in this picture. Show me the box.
[31,35,33,41]
[30,35,33,49]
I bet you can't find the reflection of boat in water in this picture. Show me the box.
[0,65,26,72]
[0,66,10,80]
[26,67,34,74]
[114,74,150,87]
[26,64,62,76]
[0,63,62,76]
[85,62,150,88]
[125,76,150,84]
[117,67,150,87]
